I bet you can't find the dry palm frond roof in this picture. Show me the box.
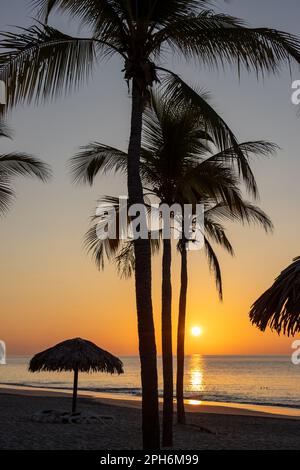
[29,337,124,374]
[249,256,300,336]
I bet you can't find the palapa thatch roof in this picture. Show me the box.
[249,256,300,336]
[29,337,124,374]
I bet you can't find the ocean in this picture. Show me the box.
[1,355,300,409]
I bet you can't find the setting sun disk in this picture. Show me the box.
[191,326,202,337]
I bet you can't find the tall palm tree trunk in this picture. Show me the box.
[161,237,173,447]
[127,80,160,450]
[176,242,188,424]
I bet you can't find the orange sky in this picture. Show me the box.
[1,202,296,357]
[1,0,300,357]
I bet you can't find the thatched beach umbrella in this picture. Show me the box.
[29,338,124,412]
[249,257,300,336]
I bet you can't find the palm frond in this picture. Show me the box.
[85,194,129,269]
[85,192,161,275]
[115,241,135,279]
[178,160,241,208]
[208,140,278,166]
[32,0,57,22]
[0,153,51,181]
[204,237,223,300]
[84,222,122,270]
[154,11,300,74]
[32,0,123,32]
[132,0,208,23]
[206,140,278,197]
[0,23,98,110]
[159,70,259,196]
[145,89,213,149]
[204,217,234,256]
[0,120,12,138]
[249,257,300,336]
[70,143,128,184]
[0,179,14,214]
[206,200,273,233]
[0,153,51,215]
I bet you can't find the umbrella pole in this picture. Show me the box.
[72,366,79,413]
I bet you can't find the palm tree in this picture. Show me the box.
[176,197,273,424]
[140,93,275,434]
[249,257,300,336]
[0,120,50,213]
[1,0,300,448]
[70,90,274,445]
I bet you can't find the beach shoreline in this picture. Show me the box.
[1,387,300,450]
[1,384,300,419]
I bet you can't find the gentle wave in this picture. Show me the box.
[1,381,300,410]
[2,355,300,410]
[0,382,143,396]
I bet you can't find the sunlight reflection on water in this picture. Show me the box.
[188,354,205,393]
[187,399,202,406]
[1,355,300,408]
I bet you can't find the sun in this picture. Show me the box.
[191,326,202,337]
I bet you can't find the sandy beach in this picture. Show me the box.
[0,387,300,450]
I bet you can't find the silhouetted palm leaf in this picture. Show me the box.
[205,200,273,233]
[0,179,13,213]
[70,143,127,184]
[85,195,159,272]
[159,72,278,197]
[77,90,273,291]
[0,24,97,110]
[204,237,223,300]
[250,257,300,336]
[1,1,300,111]
[0,153,51,181]
[204,218,234,257]
[0,121,11,138]
[154,11,300,73]
[0,122,51,214]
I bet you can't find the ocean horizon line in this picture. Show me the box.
[5,353,292,358]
